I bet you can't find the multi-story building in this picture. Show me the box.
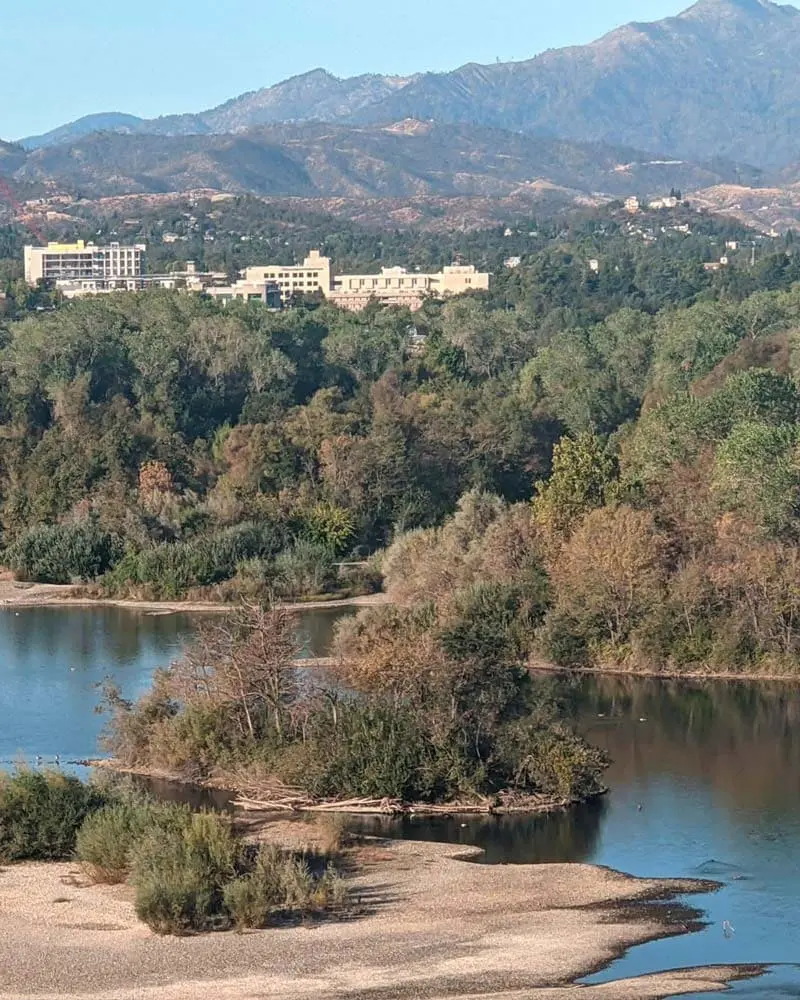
[205,250,332,307]
[24,241,147,292]
[328,263,488,311]
[23,243,489,311]
[206,252,489,312]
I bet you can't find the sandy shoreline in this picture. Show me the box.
[0,837,759,1000]
[0,581,794,682]
[0,580,388,615]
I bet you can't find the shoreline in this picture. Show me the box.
[2,581,796,681]
[0,580,800,683]
[0,836,762,999]
[529,659,800,684]
[0,582,389,615]
[88,759,609,816]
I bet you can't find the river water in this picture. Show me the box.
[0,605,349,767]
[0,608,798,997]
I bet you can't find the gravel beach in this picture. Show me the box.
[0,837,752,1000]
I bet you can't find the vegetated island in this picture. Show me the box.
[0,771,762,1000]
[97,592,610,815]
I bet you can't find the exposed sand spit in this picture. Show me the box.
[0,839,755,1000]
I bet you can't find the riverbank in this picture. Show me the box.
[530,658,800,683]
[0,580,388,615]
[0,835,757,1000]
[89,759,607,816]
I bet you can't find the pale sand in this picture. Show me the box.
[0,839,755,1000]
[0,580,388,615]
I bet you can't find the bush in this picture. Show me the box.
[5,521,123,584]
[127,809,346,935]
[103,522,284,599]
[281,702,438,802]
[130,812,239,935]
[0,771,106,862]
[224,845,347,930]
[273,539,336,599]
[496,720,610,799]
[76,796,190,883]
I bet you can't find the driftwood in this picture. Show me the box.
[234,795,403,815]
[231,792,587,816]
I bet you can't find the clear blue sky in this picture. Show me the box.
[4,0,689,140]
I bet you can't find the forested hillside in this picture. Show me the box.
[3,212,800,674]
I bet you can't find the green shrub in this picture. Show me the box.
[129,812,239,935]
[496,720,610,799]
[127,809,346,935]
[278,702,441,802]
[223,845,347,930]
[5,521,123,584]
[103,522,284,599]
[0,771,106,862]
[273,539,336,599]
[76,797,190,883]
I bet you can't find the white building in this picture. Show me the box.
[206,252,489,312]
[24,241,146,291]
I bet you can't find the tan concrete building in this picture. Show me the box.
[207,256,488,311]
[327,263,488,312]
[206,250,332,307]
[24,241,146,290]
[24,243,489,310]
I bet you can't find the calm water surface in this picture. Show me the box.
[351,675,800,998]
[0,605,349,766]
[1,610,798,997]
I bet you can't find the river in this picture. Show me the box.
[0,608,798,997]
[0,604,350,767]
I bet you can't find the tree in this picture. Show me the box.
[549,506,667,650]
[533,430,616,545]
[712,422,800,537]
[169,603,300,741]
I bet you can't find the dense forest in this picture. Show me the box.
[3,206,800,676]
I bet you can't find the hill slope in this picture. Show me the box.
[8,122,758,200]
[350,0,800,168]
[18,0,800,169]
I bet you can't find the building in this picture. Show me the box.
[205,250,332,307]
[624,197,641,214]
[57,261,229,300]
[24,241,146,292]
[649,196,680,210]
[327,263,489,312]
[23,243,489,311]
[207,252,489,312]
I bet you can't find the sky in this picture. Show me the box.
[3,0,690,140]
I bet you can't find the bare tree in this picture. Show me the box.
[168,601,302,742]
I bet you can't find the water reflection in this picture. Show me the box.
[349,673,800,1000]
[2,610,799,999]
[349,796,609,865]
[0,605,350,766]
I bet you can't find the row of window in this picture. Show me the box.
[268,271,321,280]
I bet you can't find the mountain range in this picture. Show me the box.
[18,0,800,171]
[3,0,800,221]
[4,122,765,203]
